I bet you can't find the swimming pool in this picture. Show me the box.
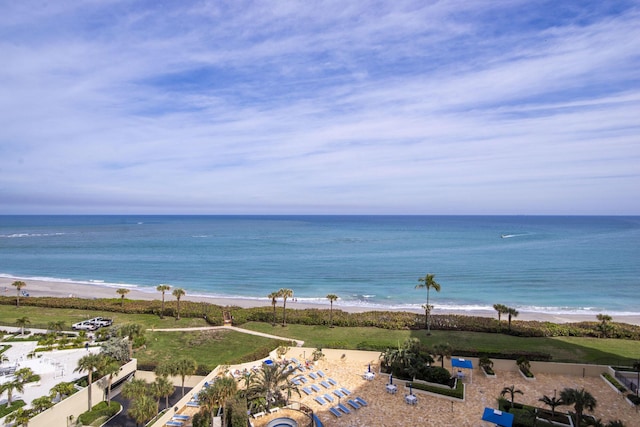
[266,417,298,427]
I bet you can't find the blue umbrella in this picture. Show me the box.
[368,364,371,373]
[409,383,413,395]
[389,374,393,385]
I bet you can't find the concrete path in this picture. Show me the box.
[147,325,304,347]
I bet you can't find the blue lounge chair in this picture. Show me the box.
[300,376,308,383]
[173,415,190,420]
[329,407,342,418]
[323,393,334,402]
[291,358,299,364]
[166,422,183,427]
[355,397,368,406]
[314,396,326,405]
[320,380,330,388]
[292,379,301,386]
[347,399,361,410]
[309,372,318,380]
[302,387,312,395]
[341,387,352,395]
[311,384,321,392]
[337,403,351,414]
[186,401,199,407]
[327,377,337,386]
[317,370,325,377]
[333,389,345,398]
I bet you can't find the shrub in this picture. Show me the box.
[416,366,451,385]
[77,401,120,425]
[408,379,464,399]
[602,372,627,392]
[0,400,26,418]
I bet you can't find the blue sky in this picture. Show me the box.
[1,1,639,214]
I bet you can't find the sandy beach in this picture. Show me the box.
[2,276,639,325]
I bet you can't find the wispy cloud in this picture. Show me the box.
[1,1,638,214]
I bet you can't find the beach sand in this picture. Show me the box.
[2,277,639,325]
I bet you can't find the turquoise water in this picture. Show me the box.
[0,215,639,315]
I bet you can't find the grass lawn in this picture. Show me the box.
[239,322,640,365]
[135,329,284,372]
[0,305,209,330]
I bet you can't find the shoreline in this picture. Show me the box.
[2,276,639,325]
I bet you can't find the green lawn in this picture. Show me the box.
[135,329,283,372]
[239,322,640,365]
[0,305,209,330]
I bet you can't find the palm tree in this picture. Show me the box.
[247,363,300,411]
[2,379,24,405]
[432,343,453,368]
[539,393,565,417]
[279,288,293,327]
[415,274,441,334]
[49,381,76,402]
[198,384,220,427]
[173,357,198,396]
[16,316,30,336]
[116,288,130,309]
[268,291,279,325]
[129,393,157,426]
[501,385,524,406]
[326,294,338,327]
[172,288,186,320]
[152,376,174,411]
[493,304,509,324]
[156,284,171,319]
[12,280,26,307]
[100,355,121,404]
[560,387,597,427]
[31,395,54,413]
[506,306,519,331]
[122,378,149,401]
[75,353,103,411]
[213,376,238,427]
[48,320,65,335]
[5,407,31,427]
[120,323,143,360]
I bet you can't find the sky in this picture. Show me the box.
[1,0,639,215]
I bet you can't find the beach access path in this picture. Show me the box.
[147,325,304,347]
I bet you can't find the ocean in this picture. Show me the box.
[0,215,639,316]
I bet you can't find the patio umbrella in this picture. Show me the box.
[409,383,412,395]
[389,374,393,385]
[368,364,371,372]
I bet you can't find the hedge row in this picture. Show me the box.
[2,296,640,340]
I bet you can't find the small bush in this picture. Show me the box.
[0,400,26,418]
[77,401,120,425]
[602,372,627,392]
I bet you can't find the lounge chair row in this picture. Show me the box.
[328,397,368,418]
[303,386,351,396]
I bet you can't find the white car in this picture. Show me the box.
[72,321,97,331]
[87,317,113,327]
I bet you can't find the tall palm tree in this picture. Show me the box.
[156,284,171,319]
[2,379,24,405]
[173,357,198,396]
[326,294,338,327]
[493,304,509,324]
[11,280,26,307]
[48,320,65,335]
[100,355,121,404]
[539,393,565,417]
[198,384,220,427]
[122,378,149,401]
[560,388,597,427]
[172,288,186,320]
[152,376,174,411]
[213,376,238,427]
[506,307,519,331]
[75,353,103,411]
[116,288,130,309]
[432,343,453,368]
[279,288,293,327]
[501,385,524,406]
[268,291,279,325]
[15,316,30,336]
[415,274,441,334]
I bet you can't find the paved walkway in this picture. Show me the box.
[147,325,305,347]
